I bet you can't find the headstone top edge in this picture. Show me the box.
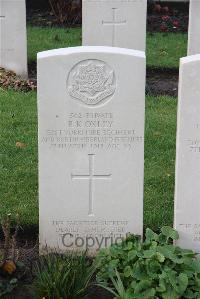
[180,54,200,65]
[37,46,145,60]
[0,0,25,2]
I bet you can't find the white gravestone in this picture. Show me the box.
[82,0,147,51]
[174,54,200,253]
[0,0,27,78]
[38,46,145,254]
[188,0,200,55]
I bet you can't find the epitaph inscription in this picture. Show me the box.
[68,59,116,105]
[52,220,129,249]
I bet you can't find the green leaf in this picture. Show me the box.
[124,288,135,299]
[158,233,168,244]
[157,245,177,260]
[184,289,197,299]
[132,261,147,280]
[195,277,200,288]
[124,266,132,278]
[162,286,180,299]
[191,260,200,273]
[150,241,158,249]
[155,252,165,263]
[156,279,166,293]
[181,248,196,257]
[109,259,119,269]
[170,255,184,264]
[177,273,188,294]
[141,288,156,299]
[125,242,133,251]
[95,227,200,299]
[161,226,179,241]
[128,250,137,261]
[167,271,188,294]
[145,228,158,243]
[110,246,121,258]
[134,280,152,294]
[147,260,161,277]
[143,249,155,259]
[130,280,137,289]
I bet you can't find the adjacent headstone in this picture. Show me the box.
[174,54,200,253]
[0,0,27,78]
[38,46,145,254]
[188,0,200,55]
[82,0,147,51]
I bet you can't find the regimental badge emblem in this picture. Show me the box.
[67,59,116,106]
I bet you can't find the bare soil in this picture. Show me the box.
[147,69,178,97]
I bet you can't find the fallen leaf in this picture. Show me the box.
[16,141,27,148]
[2,260,16,275]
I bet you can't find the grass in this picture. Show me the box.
[147,32,187,69]
[144,96,177,231]
[27,26,81,63]
[35,253,94,299]
[0,90,38,227]
[0,90,177,229]
[27,26,187,69]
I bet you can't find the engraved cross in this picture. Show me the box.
[71,154,112,216]
[102,8,126,46]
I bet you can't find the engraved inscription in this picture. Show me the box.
[179,223,200,243]
[71,154,112,216]
[102,8,126,46]
[52,219,129,249]
[68,60,116,106]
[41,112,144,151]
[186,123,200,153]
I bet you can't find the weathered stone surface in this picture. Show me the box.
[174,54,200,253]
[82,0,147,51]
[188,0,200,55]
[38,46,145,254]
[0,0,27,78]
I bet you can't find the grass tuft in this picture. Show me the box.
[34,252,95,299]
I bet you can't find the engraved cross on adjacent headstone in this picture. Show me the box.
[102,8,126,46]
[71,154,112,216]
